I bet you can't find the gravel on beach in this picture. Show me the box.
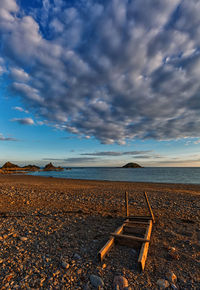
[0,175,199,289]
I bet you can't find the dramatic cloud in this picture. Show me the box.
[0,133,18,141]
[11,118,34,125]
[1,0,200,143]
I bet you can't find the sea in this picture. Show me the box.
[29,167,200,185]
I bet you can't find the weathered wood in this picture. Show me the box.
[111,233,150,243]
[97,224,124,262]
[144,192,155,223]
[125,191,129,217]
[124,221,149,225]
[138,220,153,271]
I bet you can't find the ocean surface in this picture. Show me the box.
[29,167,200,185]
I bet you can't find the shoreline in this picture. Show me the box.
[0,174,199,288]
[1,173,200,194]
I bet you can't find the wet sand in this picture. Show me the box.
[0,175,199,289]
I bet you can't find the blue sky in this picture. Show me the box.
[0,0,200,167]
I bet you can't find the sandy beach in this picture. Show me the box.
[0,175,199,289]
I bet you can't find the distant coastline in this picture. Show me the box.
[0,161,64,174]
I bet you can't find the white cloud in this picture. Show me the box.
[11,118,34,125]
[12,106,29,113]
[1,0,200,143]
[10,67,30,82]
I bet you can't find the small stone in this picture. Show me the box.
[102,263,106,269]
[61,261,70,269]
[20,237,28,241]
[171,284,178,289]
[166,271,177,284]
[156,279,170,289]
[113,276,129,289]
[90,274,104,288]
[168,247,179,260]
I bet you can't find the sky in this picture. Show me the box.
[0,0,200,167]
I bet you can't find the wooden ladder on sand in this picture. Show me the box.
[98,192,155,271]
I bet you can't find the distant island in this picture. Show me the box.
[43,162,64,171]
[0,161,64,174]
[122,162,143,168]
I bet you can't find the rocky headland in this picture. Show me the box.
[0,162,64,174]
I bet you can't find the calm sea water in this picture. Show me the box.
[29,167,200,185]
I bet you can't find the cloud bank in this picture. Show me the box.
[1,0,200,143]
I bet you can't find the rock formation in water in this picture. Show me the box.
[122,162,142,168]
[23,165,41,171]
[43,162,64,171]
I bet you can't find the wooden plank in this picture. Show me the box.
[144,192,155,223]
[111,233,150,243]
[97,224,124,262]
[138,220,152,271]
[125,191,129,217]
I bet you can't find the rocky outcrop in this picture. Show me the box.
[0,162,41,173]
[122,162,142,168]
[1,161,20,169]
[23,165,41,171]
[43,163,64,171]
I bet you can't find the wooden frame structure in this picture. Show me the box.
[98,192,155,271]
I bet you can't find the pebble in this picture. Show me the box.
[90,274,104,288]
[168,247,179,260]
[156,279,170,289]
[20,237,28,241]
[113,275,129,289]
[102,263,106,269]
[171,284,178,289]
[61,261,70,269]
[166,271,177,284]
